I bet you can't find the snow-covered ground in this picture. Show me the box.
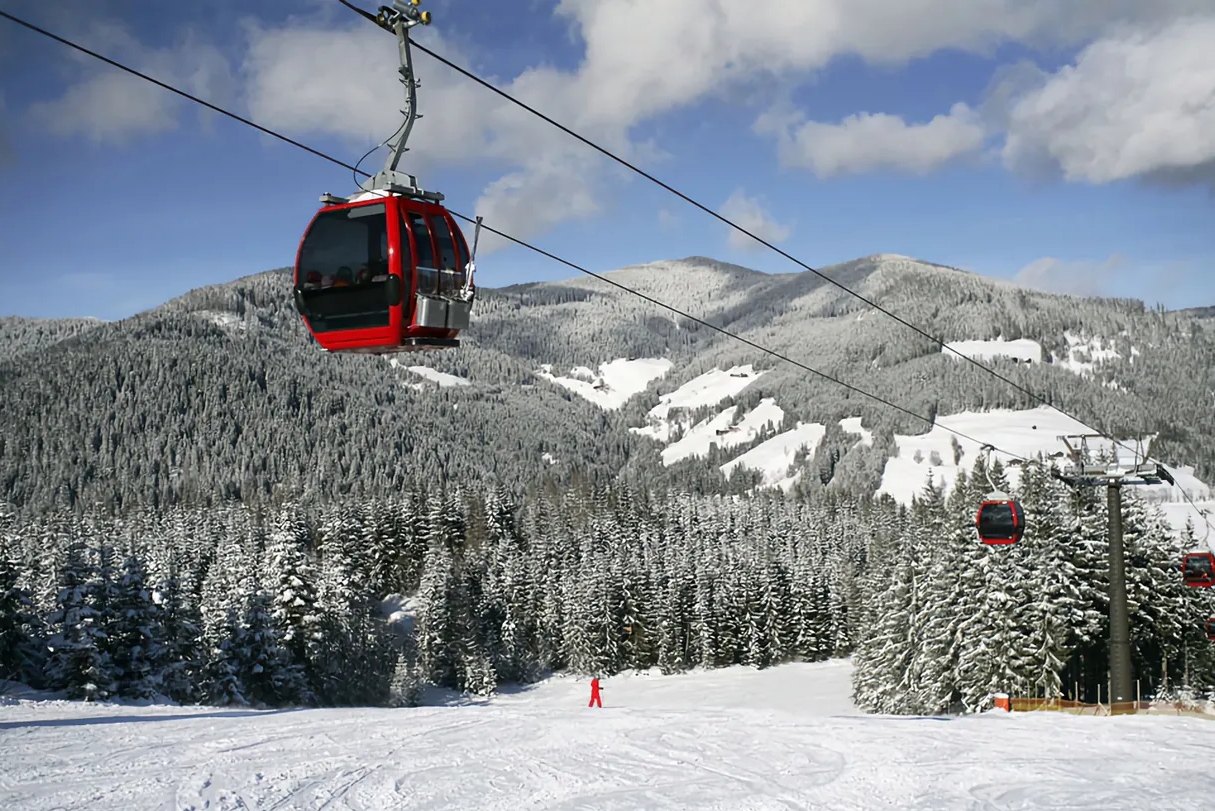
[721,421,827,491]
[941,333,1138,379]
[875,404,1215,549]
[385,358,471,388]
[536,358,672,410]
[538,355,1213,544]
[943,337,1042,364]
[630,364,767,443]
[659,397,784,467]
[3,659,1213,810]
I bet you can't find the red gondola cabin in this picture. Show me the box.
[975,497,1025,545]
[292,193,474,354]
[1182,552,1215,588]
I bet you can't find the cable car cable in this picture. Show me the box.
[0,8,1036,466]
[21,7,1215,548]
[401,26,1186,482]
[0,10,362,177]
[352,117,410,189]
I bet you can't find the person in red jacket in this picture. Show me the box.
[588,676,602,708]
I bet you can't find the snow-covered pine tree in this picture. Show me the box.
[107,553,167,700]
[238,586,307,706]
[265,502,320,702]
[44,538,117,701]
[152,558,204,704]
[0,552,44,688]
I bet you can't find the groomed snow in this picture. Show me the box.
[536,358,672,410]
[4,659,1214,810]
[943,337,1042,364]
[659,398,785,466]
[721,421,827,491]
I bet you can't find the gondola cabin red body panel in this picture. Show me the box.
[1181,552,1215,588]
[292,194,473,354]
[975,498,1025,545]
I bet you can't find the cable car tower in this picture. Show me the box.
[1053,433,1175,714]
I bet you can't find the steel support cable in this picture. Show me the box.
[2,7,1146,476]
[403,35,1177,474]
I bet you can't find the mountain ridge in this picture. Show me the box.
[2,253,1213,517]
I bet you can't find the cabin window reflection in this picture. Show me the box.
[428,214,466,296]
[296,203,392,332]
[406,211,438,296]
[981,503,1016,538]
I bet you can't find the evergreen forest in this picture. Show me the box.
[3,457,1213,711]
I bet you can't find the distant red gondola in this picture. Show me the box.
[975,493,1025,546]
[292,0,476,355]
[1182,552,1215,588]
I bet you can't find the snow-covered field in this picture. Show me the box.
[3,659,1213,810]
[408,350,1214,545]
[536,358,673,410]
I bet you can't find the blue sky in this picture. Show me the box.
[1,0,1213,321]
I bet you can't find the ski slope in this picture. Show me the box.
[3,659,1213,810]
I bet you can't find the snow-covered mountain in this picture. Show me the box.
[2,253,1214,532]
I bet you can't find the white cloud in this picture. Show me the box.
[237,2,1213,251]
[1000,16,1215,186]
[719,189,790,251]
[657,207,680,230]
[21,0,1215,252]
[757,102,986,178]
[240,19,618,256]
[25,21,233,145]
[1012,255,1125,297]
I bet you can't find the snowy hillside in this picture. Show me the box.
[534,348,1214,540]
[5,251,1215,517]
[4,659,1212,811]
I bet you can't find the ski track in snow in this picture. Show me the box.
[2,660,1212,810]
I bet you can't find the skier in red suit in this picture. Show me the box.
[588,676,602,708]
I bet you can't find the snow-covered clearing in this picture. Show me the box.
[1058,331,1127,376]
[943,333,1140,382]
[659,397,784,466]
[722,422,827,492]
[943,337,1042,364]
[194,311,247,332]
[536,358,672,410]
[839,416,873,446]
[386,359,470,388]
[630,364,766,442]
[877,405,1213,545]
[4,659,1213,810]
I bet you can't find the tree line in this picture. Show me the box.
[2,462,1212,711]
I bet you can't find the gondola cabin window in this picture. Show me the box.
[427,213,466,297]
[297,204,391,333]
[404,210,438,297]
